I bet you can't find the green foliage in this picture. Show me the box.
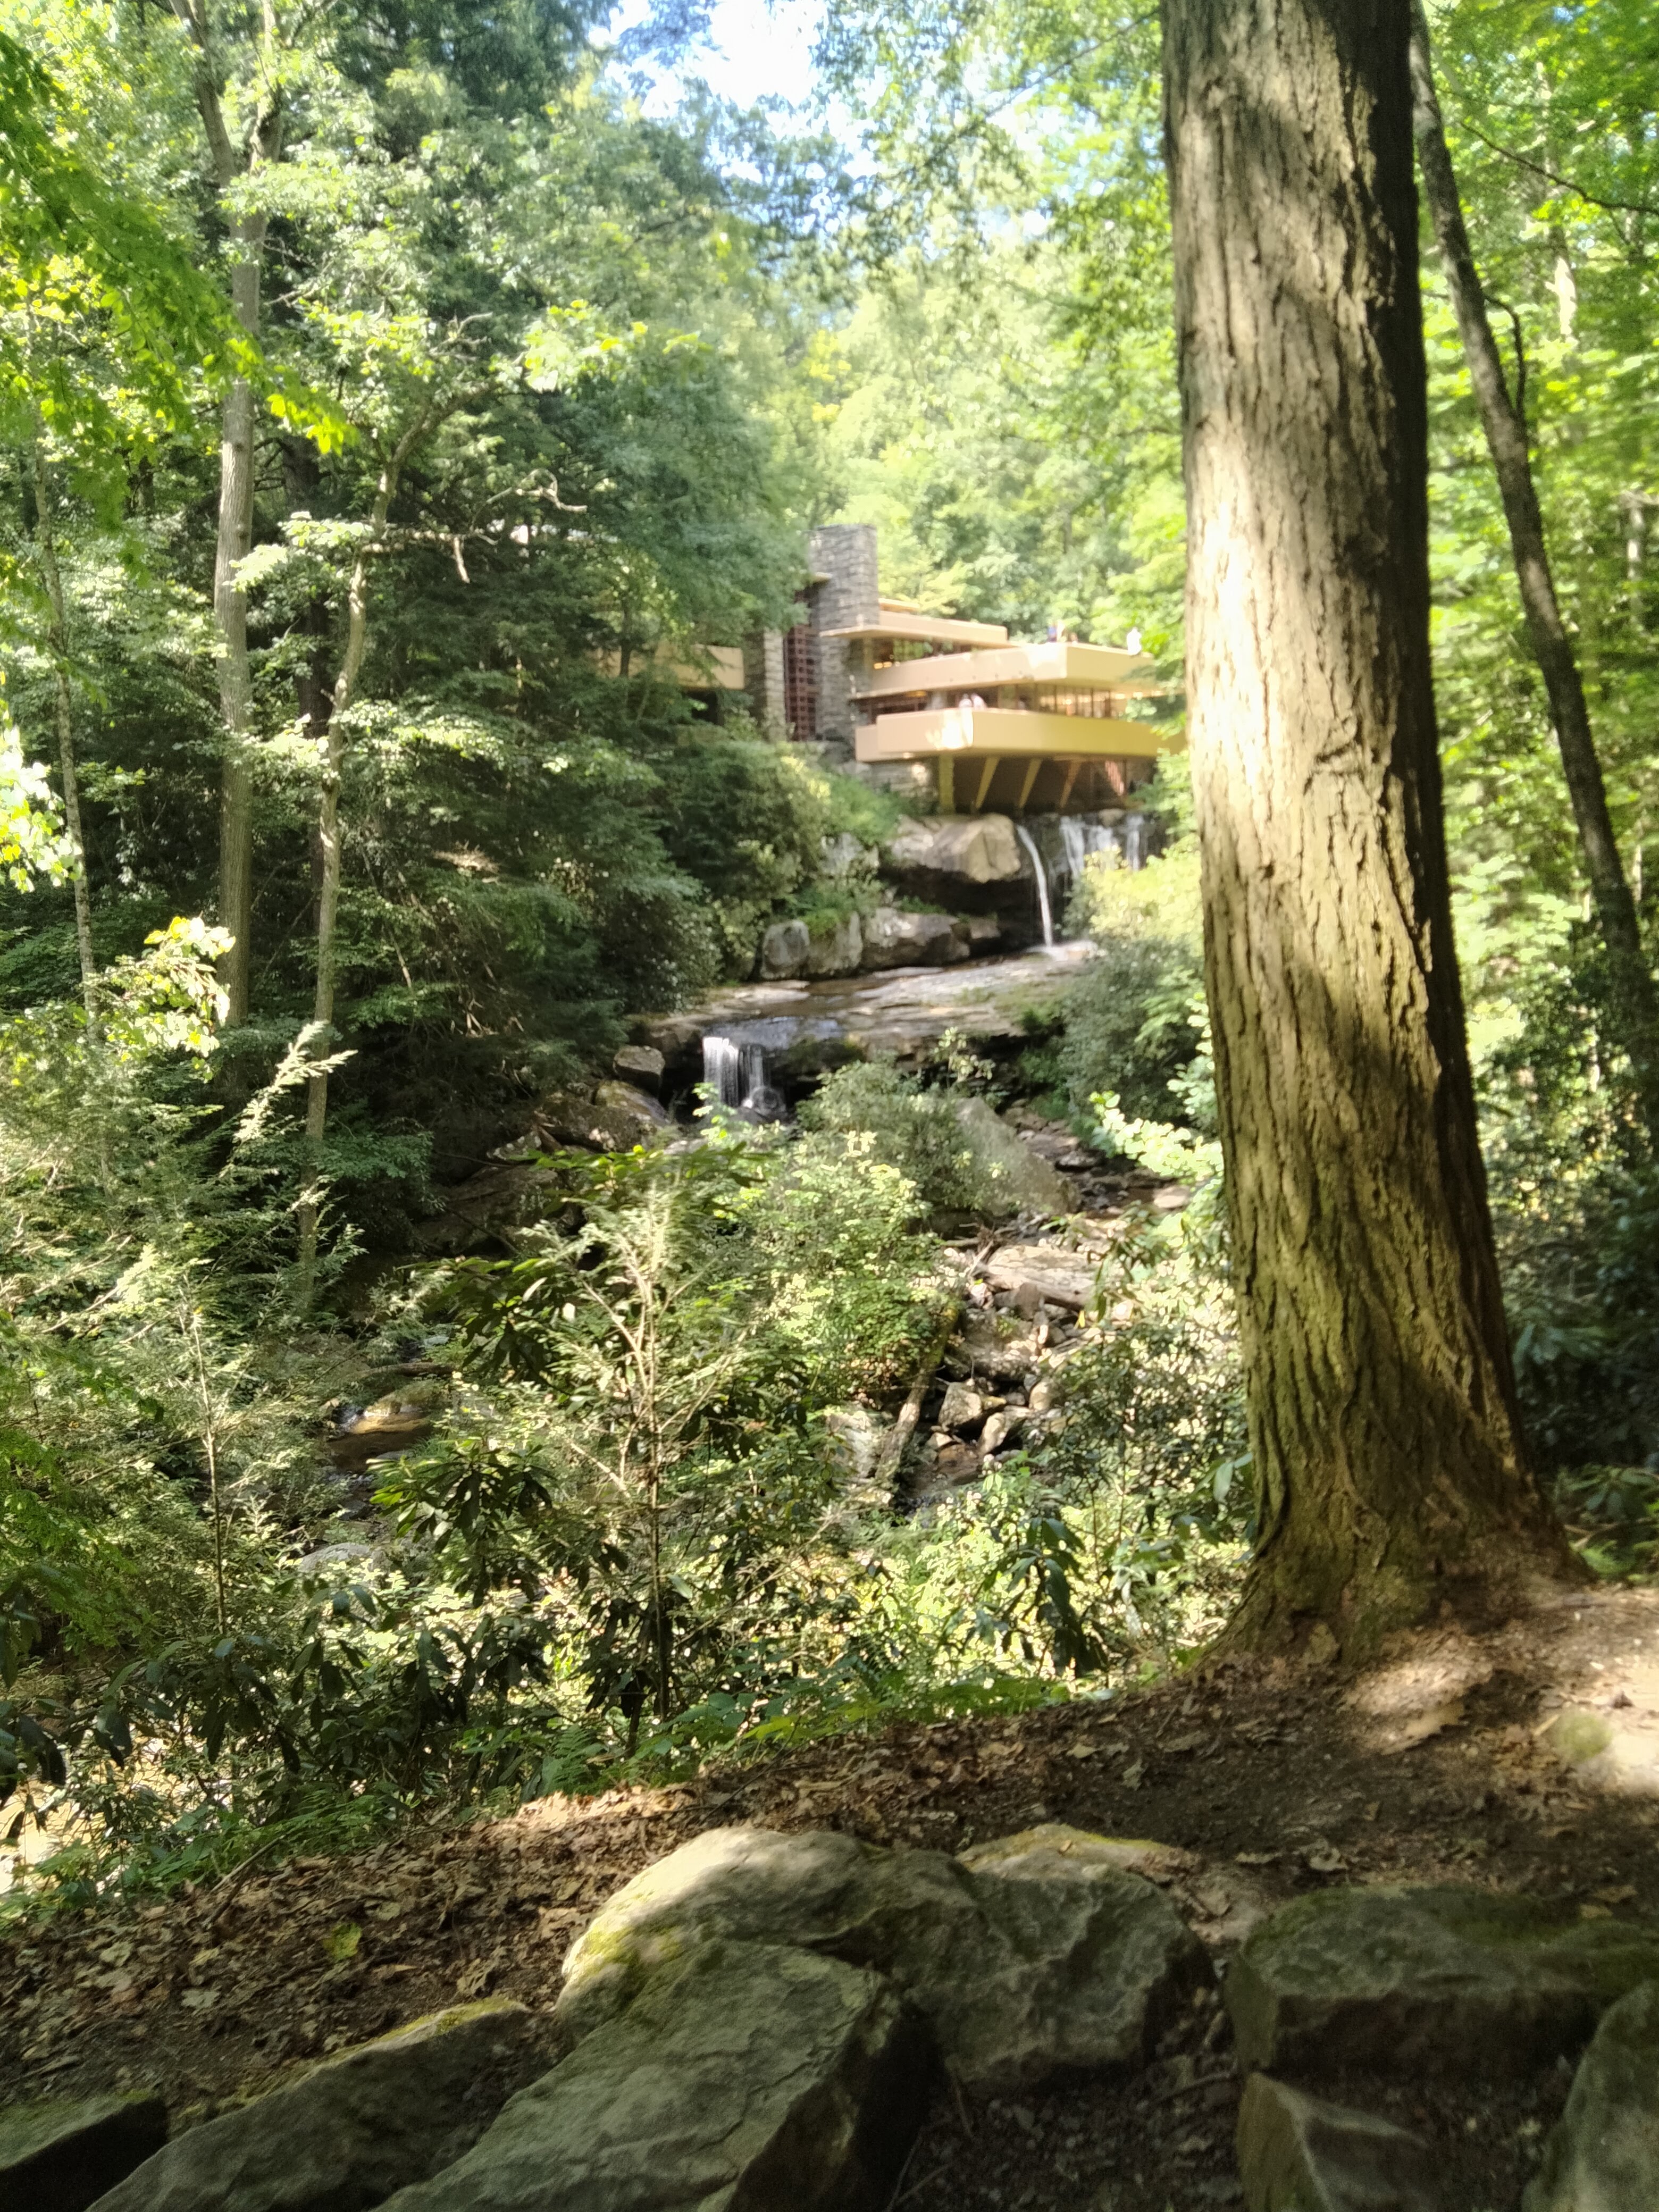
[1058,833,1205,1125]
[816,766,906,848]
[798,1058,1007,1219]
[652,727,827,974]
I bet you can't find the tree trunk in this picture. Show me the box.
[31,439,96,1016]
[1409,4,1659,1145]
[172,0,282,1027]
[295,407,433,1304]
[1161,0,1580,1653]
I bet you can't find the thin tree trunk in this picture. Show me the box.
[1162,0,1579,1654]
[1409,4,1659,1144]
[31,439,96,1016]
[171,0,282,1026]
[874,1300,962,1490]
[295,408,434,1304]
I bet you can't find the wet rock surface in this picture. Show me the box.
[638,943,1090,1079]
[0,2090,166,2212]
[375,1940,927,2212]
[89,2001,550,2212]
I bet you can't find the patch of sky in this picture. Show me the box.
[606,0,827,115]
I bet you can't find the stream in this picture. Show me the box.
[642,942,1094,1108]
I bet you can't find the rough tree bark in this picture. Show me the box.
[1409,3,1659,1145]
[170,0,284,1027]
[30,438,96,1016]
[1161,0,1580,1651]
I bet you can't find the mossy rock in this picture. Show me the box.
[557,1823,1206,2092]
[0,2090,166,2212]
[90,2000,551,2212]
[376,1940,927,2212]
[1227,1886,1659,2081]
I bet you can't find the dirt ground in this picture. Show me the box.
[9,1581,1659,2210]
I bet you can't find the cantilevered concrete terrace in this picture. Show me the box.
[851,639,1180,811]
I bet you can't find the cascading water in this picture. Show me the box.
[1058,816,1091,886]
[1012,822,1056,951]
[701,1034,768,1110]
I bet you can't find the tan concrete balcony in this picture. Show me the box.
[854,704,1182,812]
[852,638,1157,703]
[854,705,1179,763]
[820,608,1010,651]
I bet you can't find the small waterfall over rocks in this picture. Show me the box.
[701,1032,785,1117]
[1012,823,1056,951]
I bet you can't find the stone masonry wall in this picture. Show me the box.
[808,524,879,743]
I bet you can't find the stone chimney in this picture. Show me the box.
[808,524,879,743]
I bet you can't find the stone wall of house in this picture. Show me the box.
[808,523,879,743]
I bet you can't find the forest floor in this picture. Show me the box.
[8,1581,1659,2210]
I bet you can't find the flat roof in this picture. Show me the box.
[820,611,1010,649]
[853,640,1157,699]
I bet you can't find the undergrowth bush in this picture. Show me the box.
[798,1058,1007,1218]
[1059,832,1204,1125]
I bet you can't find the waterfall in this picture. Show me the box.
[702,1034,768,1109]
[1058,816,1091,886]
[1013,823,1055,951]
[1122,813,1148,870]
[1057,815,1119,886]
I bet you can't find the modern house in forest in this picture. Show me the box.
[747,524,1180,815]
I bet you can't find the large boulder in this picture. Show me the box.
[953,1096,1075,1219]
[590,1082,670,1144]
[89,2000,551,2212]
[375,1941,927,2212]
[1226,1887,1659,2082]
[610,1045,665,1094]
[887,815,1023,886]
[557,1823,1206,2092]
[759,919,810,979]
[1236,2075,1439,2212]
[1524,1980,1659,2210]
[804,909,863,977]
[862,908,967,971]
[1,2091,166,2212]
